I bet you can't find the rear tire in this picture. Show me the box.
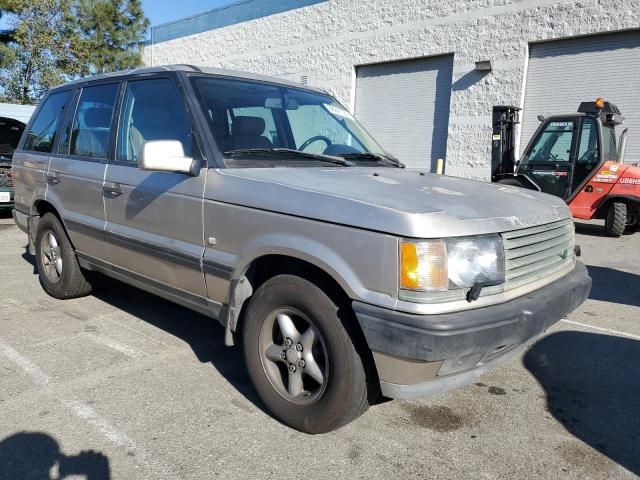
[604,202,627,237]
[243,274,370,434]
[35,213,92,299]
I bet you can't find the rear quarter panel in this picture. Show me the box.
[11,151,50,214]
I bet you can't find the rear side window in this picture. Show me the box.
[23,90,73,152]
[59,83,119,158]
[117,78,192,163]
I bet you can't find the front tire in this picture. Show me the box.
[35,213,92,299]
[243,274,370,434]
[604,202,627,237]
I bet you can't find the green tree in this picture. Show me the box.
[0,1,18,45]
[78,0,149,74]
[0,0,89,104]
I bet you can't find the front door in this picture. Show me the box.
[570,116,602,195]
[104,75,208,299]
[520,118,576,199]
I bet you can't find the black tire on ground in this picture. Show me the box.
[243,274,370,434]
[604,202,627,237]
[497,178,526,188]
[35,213,92,299]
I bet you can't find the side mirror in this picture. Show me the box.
[140,140,198,175]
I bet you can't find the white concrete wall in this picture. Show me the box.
[143,0,639,179]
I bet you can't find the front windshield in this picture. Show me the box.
[191,75,389,167]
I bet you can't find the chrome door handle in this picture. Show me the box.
[46,171,60,185]
[103,182,122,197]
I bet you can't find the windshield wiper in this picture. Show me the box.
[223,148,356,167]
[339,152,405,168]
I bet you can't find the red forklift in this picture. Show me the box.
[491,99,639,237]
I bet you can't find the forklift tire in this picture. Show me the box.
[604,202,627,237]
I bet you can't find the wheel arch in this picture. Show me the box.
[27,198,72,251]
[225,253,382,402]
[595,194,640,219]
[224,253,357,346]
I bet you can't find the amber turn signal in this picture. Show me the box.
[400,242,419,289]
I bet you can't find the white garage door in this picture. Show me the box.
[355,55,454,170]
[521,30,640,163]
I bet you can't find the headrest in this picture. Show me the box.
[132,104,171,130]
[234,116,265,136]
[84,108,112,128]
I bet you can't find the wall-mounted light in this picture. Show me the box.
[475,60,492,72]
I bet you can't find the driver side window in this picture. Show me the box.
[527,121,574,164]
[117,78,192,163]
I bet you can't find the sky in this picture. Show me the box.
[0,1,237,31]
[141,0,237,27]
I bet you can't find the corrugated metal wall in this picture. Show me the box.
[521,30,640,163]
[355,55,454,170]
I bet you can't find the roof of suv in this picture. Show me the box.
[49,64,328,95]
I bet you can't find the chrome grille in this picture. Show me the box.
[501,218,575,291]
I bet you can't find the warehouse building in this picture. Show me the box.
[143,0,639,178]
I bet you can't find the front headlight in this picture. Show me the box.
[400,235,505,292]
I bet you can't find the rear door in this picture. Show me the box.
[48,82,120,260]
[104,74,208,299]
[520,117,577,198]
[12,91,74,215]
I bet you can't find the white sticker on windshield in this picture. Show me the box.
[324,104,354,120]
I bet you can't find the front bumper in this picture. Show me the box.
[353,261,591,399]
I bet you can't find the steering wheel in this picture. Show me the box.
[299,135,332,152]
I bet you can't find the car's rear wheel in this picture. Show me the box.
[604,201,627,237]
[243,274,370,434]
[35,213,92,299]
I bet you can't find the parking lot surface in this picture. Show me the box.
[0,211,638,480]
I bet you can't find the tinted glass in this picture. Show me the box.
[23,91,73,152]
[526,120,574,164]
[576,117,598,163]
[60,83,119,158]
[117,78,192,163]
[602,126,617,161]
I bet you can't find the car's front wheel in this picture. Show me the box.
[35,213,92,299]
[243,274,370,434]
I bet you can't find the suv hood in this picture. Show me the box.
[211,168,571,237]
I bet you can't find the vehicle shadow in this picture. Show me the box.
[523,331,640,475]
[574,221,609,237]
[89,275,268,414]
[0,431,111,479]
[586,265,640,308]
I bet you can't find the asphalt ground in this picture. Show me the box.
[0,210,638,479]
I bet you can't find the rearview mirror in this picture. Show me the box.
[140,141,198,175]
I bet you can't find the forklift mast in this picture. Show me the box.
[491,105,521,181]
